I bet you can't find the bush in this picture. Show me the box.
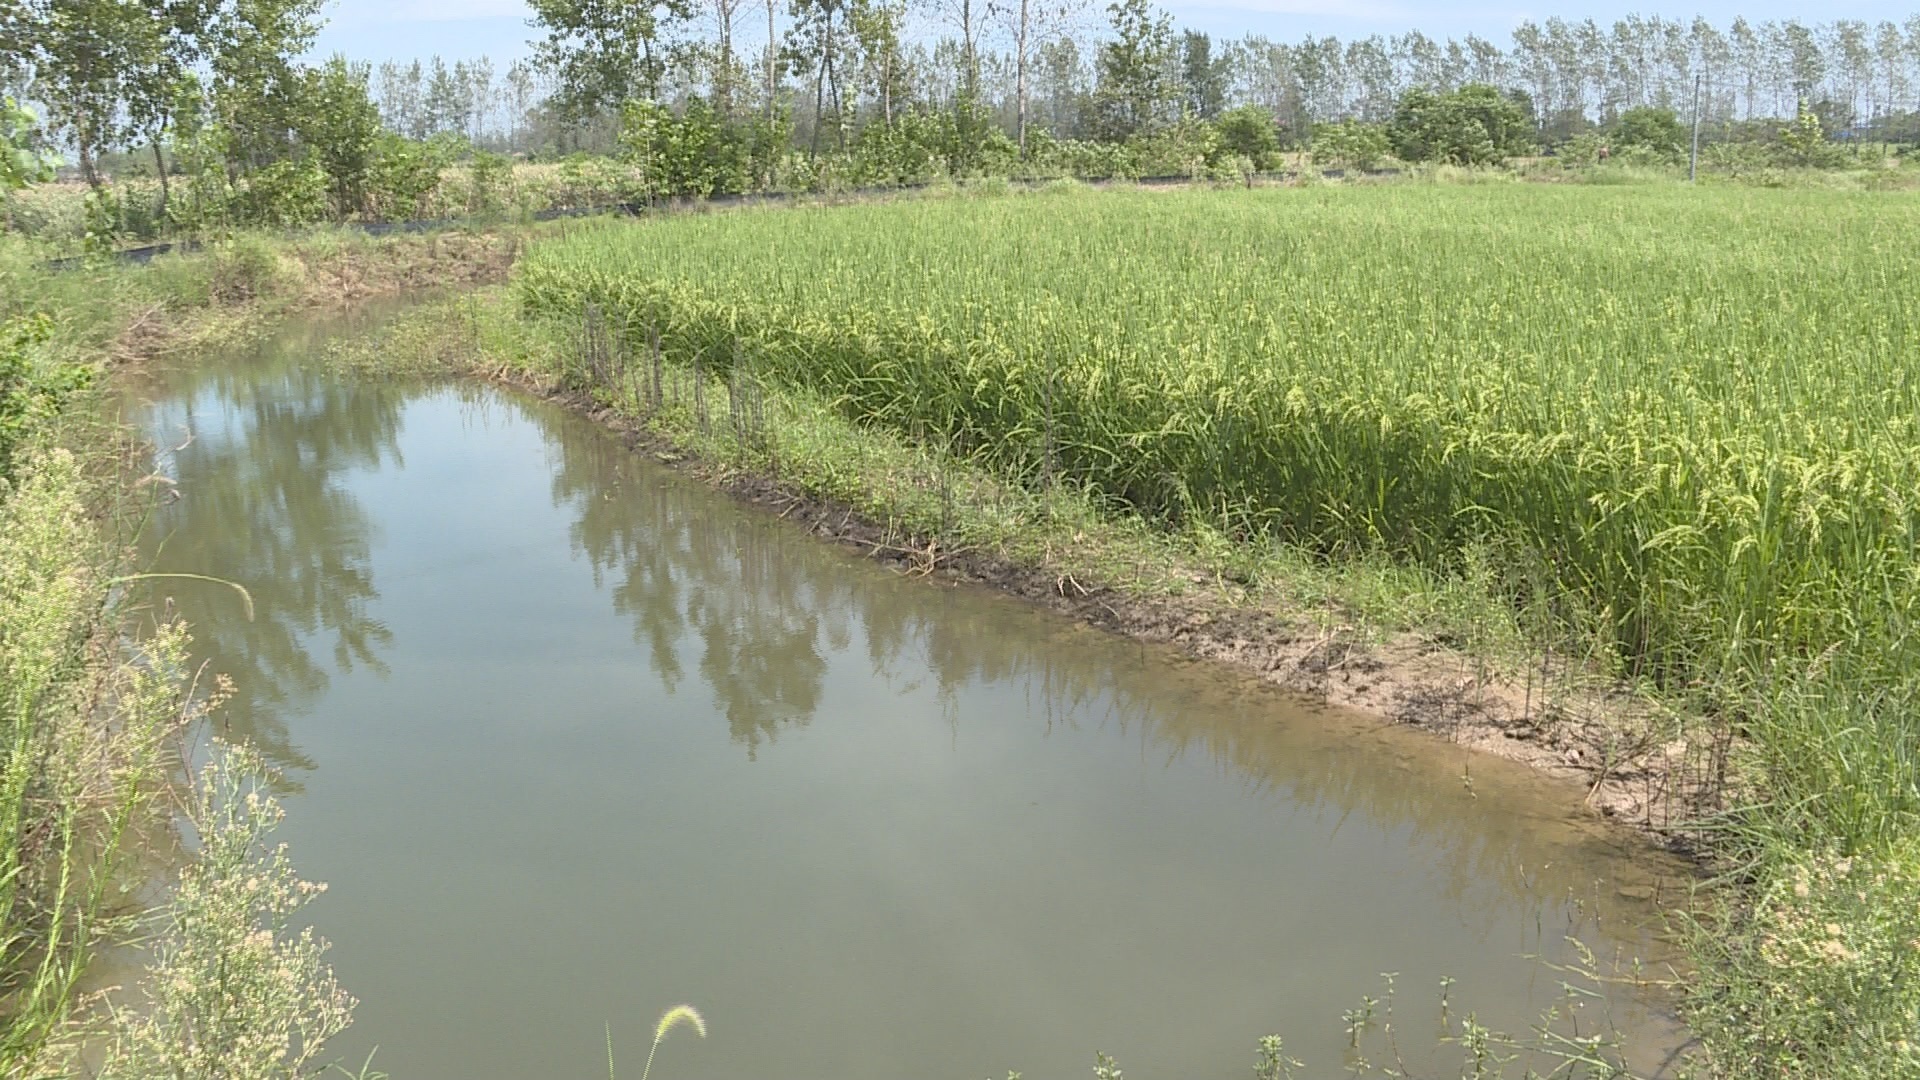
[1131,115,1220,177]
[619,98,752,199]
[1612,105,1686,163]
[1030,135,1138,180]
[234,161,331,228]
[1390,84,1534,165]
[1214,105,1280,163]
[1311,119,1391,171]
[0,315,89,485]
[850,110,955,187]
[366,133,445,220]
[1779,105,1847,168]
[466,150,516,216]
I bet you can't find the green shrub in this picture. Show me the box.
[1213,105,1280,163]
[0,316,89,485]
[1390,85,1534,165]
[1612,105,1686,163]
[234,161,331,228]
[366,132,446,219]
[1311,119,1391,170]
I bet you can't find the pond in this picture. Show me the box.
[133,312,1688,1079]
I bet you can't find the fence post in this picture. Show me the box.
[1690,72,1703,184]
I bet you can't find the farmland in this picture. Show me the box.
[519,183,1920,684]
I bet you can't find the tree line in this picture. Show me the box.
[3,0,1918,234]
[399,9,1920,158]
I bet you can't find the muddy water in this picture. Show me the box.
[135,316,1689,1079]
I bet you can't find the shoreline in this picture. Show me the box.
[333,285,1715,863]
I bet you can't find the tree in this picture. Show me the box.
[1033,36,1089,139]
[124,0,208,217]
[375,60,419,136]
[1388,83,1531,164]
[684,0,744,118]
[205,0,327,173]
[786,0,852,157]
[988,0,1084,157]
[1345,35,1395,121]
[505,59,537,148]
[297,56,381,215]
[462,56,495,140]
[1179,30,1226,118]
[1781,20,1825,102]
[849,0,908,127]
[927,0,985,105]
[1091,0,1174,141]
[1612,103,1683,160]
[424,58,466,135]
[529,0,692,123]
[13,0,154,186]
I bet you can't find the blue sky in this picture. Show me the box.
[310,0,1918,66]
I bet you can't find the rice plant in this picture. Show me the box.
[515,183,1920,695]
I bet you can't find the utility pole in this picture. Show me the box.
[1689,72,1703,183]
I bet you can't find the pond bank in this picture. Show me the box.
[7,219,1704,1068]
[0,225,538,1072]
[151,309,1690,1078]
[337,286,1710,858]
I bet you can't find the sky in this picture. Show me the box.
[309,0,1919,67]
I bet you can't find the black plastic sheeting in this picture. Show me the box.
[41,168,1403,271]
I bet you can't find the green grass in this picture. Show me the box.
[496,183,1920,1077]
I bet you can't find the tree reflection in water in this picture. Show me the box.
[141,354,403,791]
[517,397,1679,946]
[540,420,841,759]
[140,354,1680,951]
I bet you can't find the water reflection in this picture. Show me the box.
[140,331,404,787]
[544,423,836,758]
[511,392,1675,926]
[146,359,1677,918]
[136,341,1684,1078]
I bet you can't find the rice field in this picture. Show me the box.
[515,183,1920,684]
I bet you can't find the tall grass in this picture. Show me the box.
[0,446,186,1067]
